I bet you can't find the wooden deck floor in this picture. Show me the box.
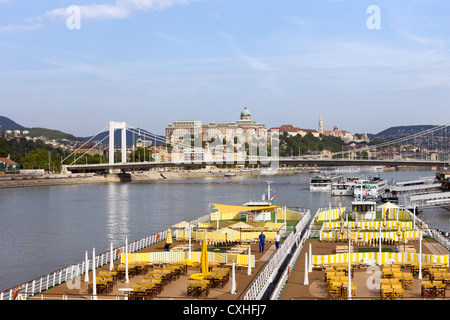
[28,239,277,301]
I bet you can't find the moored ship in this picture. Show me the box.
[331,177,359,196]
[353,176,388,200]
[310,174,343,192]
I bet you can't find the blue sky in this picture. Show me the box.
[0,0,449,137]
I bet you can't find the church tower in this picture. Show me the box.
[319,113,324,135]
[136,128,143,148]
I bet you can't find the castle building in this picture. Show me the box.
[318,114,369,143]
[165,108,267,147]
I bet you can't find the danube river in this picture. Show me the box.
[0,169,448,291]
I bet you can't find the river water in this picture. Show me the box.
[0,169,448,291]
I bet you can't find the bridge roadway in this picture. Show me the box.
[66,158,449,173]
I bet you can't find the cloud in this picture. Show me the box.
[0,23,43,33]
[117,0,192,11]
[43,4,132,22]
[1,0,196,32]
[42,0,194,22]
[239,54,272,72]
[153,31,192,48]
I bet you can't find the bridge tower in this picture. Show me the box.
[109,121,127,168]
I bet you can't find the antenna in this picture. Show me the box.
[266,181,273,202]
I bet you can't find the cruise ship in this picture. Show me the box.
[331,177,359,196]
[310,174,343,192]
[353,176,388,200]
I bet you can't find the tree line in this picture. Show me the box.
[0,137,153,173]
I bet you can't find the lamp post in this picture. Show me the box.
[396,228,407,266]
[92,248,97,298]
[125,236,129,283]
[110,242,114,271]
[346,222,352,300]
[303,253,309,285]
[378,224,382,266]
[84,251,89,283]
[418,231,423,279]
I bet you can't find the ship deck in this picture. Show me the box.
[28,239,278,301]
[279,238,450,300]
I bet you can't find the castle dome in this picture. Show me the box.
[240,107,252,120]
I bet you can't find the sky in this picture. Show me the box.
[0,0,449,137]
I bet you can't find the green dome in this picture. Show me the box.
[241,107,251,117]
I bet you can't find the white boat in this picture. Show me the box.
[241,181,275,222]
[353,176,388,200]
[224,173,236,177]
[331,177,359,196]
[366,166,384,172]
[260,167,277,175]
[310,174,343,192]
[335,166,361,173]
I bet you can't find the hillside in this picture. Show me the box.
[0,116,24,131]
[1,116,164,146]
[25,127,81,141]
[368,125,438,141]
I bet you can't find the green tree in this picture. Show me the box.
[21,149,49,170]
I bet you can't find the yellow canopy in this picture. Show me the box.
[378,202,399,209]
[229,222,254,229]
[212,203,280,214]
[172,221,192,228]
[217,227,240,233]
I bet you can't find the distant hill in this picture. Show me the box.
[0,116,24,131]
[25,127,81,141]
[368,125,437,141]
[1,116,164,146]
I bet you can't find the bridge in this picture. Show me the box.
[63,120,450,173]
[65,157,448,173]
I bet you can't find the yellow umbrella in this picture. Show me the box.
[172,221,192,228]
[229,222,254,230]
[201,236,209,276]
[166,228,173,244]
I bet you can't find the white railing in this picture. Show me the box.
[430,230,450,252]
[240,208,311,300]
[270,208,319,300]
[0,214,210,300]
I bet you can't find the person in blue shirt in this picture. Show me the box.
[259,231,266,253]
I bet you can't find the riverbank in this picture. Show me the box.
[0,166,435,189]
[0,168,295,189]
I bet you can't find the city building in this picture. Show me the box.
[0,157,20,173]
[268,114,369,145]
[268,125,320,138]
[165,108,267,148]
[318,114,369,143]
[268,125,301,137]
